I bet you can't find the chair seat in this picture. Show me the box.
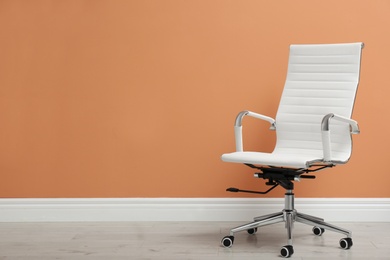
[221,151,324,168]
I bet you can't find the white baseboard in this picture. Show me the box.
[0,198,389,222]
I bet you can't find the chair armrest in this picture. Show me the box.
[321,113,360,134]
[234,110,276,152]
[321,113,360,161]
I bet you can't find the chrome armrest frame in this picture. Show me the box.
[234,110,276,152]
[321,113,360,162]
[321,113,360,134]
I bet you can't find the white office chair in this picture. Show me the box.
[221,42,363,258]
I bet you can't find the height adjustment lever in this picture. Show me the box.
[226,184,279,195]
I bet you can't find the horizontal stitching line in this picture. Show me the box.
[288,80,357,83]
[280,104,348,108]
[289,72,356,74]
[289,62,356,65]
[283,97,348,99]
[291,54,357,57]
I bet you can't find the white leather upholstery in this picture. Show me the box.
[222,43,363,168]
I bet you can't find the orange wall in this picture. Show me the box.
[0,0,389,198]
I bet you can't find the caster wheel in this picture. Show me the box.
[312,226,325,236]
[247,228,258,235]
[221,236,234,248]
[280,245,294,258]
[340,237,353,249]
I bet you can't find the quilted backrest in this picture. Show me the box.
[274,43,363,163]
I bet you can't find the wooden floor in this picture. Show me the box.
[0,221,389,259]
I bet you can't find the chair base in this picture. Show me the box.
[221,190,352,257]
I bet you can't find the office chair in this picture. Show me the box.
[221,42,363,258]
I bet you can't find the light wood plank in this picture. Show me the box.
[0,222,389,259]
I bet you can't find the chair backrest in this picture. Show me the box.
[274,43,363,164]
